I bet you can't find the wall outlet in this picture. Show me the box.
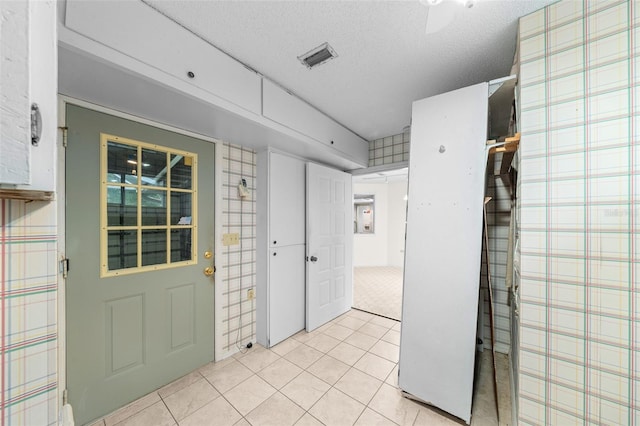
[247,288,255,300]
[222,233,240,246]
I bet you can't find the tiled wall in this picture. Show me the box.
[368,132,410,167]
[519,1,636,424]
[482,156,514,355]
[217,143,257,359]
[0,199,58,425]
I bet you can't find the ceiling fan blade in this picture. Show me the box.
[425,1,458,35]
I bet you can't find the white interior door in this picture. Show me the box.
[399,82,488,424]
[306,162,353,331]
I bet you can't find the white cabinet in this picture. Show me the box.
[262,80,369,165]
[268,245,305,346]
[0,0,56,195]
[257,151,306,347]
[65,0,261,115]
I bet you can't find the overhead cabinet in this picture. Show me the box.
[262,80,369,163]
[0,0,56,196]
[257,151,306,348]
[64,0,262,116]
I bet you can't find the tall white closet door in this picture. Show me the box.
[399,82,488,424]
[269,245,306,346]
[269,153,305,247]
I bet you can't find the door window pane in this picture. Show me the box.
[141,189,167,226]
[171,154,192,189]
[101,133,198,276]
[107,186,137,226]
[171,192,192,225]
[141,148,168,187]
[142,230,167,266]
[107,142,138,184]
[108,230,137,270]
[171,229,192,262]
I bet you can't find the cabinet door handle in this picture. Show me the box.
[309,256,318,262]
[273,240,277,245]
[273,252,277,256]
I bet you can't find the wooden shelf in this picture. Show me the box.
[0,188,54,202]
[487,133,520,175]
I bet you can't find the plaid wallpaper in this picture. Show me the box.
[0,200,58,425]
[519,1,637,424]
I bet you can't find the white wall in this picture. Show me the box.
[353,183,388,266]
[353,181,407,267]
[387,181,408,267]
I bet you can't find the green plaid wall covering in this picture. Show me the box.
[519,1,638,424]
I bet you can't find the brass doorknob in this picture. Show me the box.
[204,251,213,259]
[204,266,214,277]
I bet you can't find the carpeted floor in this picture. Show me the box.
[353,266,403,321]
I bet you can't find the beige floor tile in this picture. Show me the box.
[305,333,341,353]
[235,347,281,373]
[307,355,350,385]
[280,371,330,410]
[343,331,378,351]
[308,388,365,426]
[294,413,324,426]
[179,396,242,426]
[368,384,421,426]
[224,375,276,416]
[347,309,377,322]
[392,322,401,332]
[380,329,401,346]
[117,401,175,426]
[270,338,302,357]
[414,406,461,425]
[257,357,303,389]
[328,342,366,366]
[338,316,367,330]
[199,356,236,377]
[88,420,106,426]
[323,324,355,341]
[203,359,253,393]
[353,352,396,381]
[385,365,399,387]
[283,344,323,369]
[245,392,305,426]
[233,419,250,426]
[369,340,400,363]
[159,371,203,399]
[164,378,220,421]
[292,330,319,344]
[334,367,383,405]
[354,408,396,426]
[369,315,399,329]
[353,267,403,320]
[357,322,389,339]
[105,392,161,426]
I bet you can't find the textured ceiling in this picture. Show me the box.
[144,0,554,141]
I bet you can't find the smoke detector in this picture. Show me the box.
[298,42,338,69]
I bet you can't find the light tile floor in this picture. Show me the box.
[353,267,403,321]
[90,309,505,426]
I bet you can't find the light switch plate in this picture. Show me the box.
[222,233,240,246]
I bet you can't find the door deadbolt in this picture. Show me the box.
[204,251,213,259]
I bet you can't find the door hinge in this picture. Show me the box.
[59,257,70,279]
[62,389,68,405]
[58,126,68,148]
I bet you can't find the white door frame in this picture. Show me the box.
[56,95,224,412]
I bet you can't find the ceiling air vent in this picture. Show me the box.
[298,42,338,69]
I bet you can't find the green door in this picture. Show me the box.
[65,105,215,425]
